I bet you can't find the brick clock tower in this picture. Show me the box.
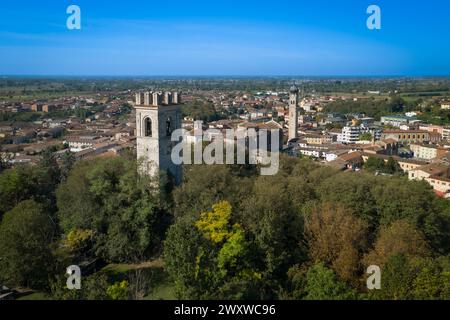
[134,91,182,185]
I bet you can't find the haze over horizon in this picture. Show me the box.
[1,0,449,76]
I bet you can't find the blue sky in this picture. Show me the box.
[0,0,449,76]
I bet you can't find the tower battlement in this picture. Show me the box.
[135,91,181,107]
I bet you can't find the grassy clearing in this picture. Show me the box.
[17,259,176,300]
[102,259,177,300]
[17,292,51,300]
[145,281,176,300]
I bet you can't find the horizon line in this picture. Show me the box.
[2,74,450,79]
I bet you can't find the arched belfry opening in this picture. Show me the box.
[166,116,173,137]
[144,117,152,137]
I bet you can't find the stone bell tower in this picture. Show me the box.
[135,90,182,185]
[288,85,299,141]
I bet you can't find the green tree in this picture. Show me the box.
[388,96,406,113]
[240,174,305,283]
[181,101,223,122]
[364,157,387,173]
[60,151,76,182]
[0,165,57,217]
[63,228,95,261]
[173,164,252,218]
[56,157,167,263]
[385,157,401,174]
[284,265,309,300]
[0,200,55,289]
[107,280,129,300]
[38,148,61,208]
[411,257,450,300]
[316,172,379,229]
[305,263,359,300]
[369,254,415,300]
[50,272,109,300]
[164,202,261,299]
[163,215,205,299]
[412,260,443,300]
[372,177,448,250]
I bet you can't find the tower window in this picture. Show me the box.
[166,117,173,137]
[144,118,152,137]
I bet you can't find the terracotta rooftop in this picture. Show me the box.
[415,163,449,176]
[383,130,428,134]
[339,151,363,162]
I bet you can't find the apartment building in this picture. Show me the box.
[410,143,448,160]
[338,125,381,144]
[380,115,416,128]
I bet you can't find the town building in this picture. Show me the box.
[397,158,428,172]
[441,102,450,110]
[410,143,448,160]
[338,126,361,144]
[64,136,108,152]
[304,134,334,145]
[442,128,450,141]
[381,130,430,144]
[419,124,444,137]
[380,115,417,128]
[337,125,381,144]
[408,163,450,198]
[321,113,346,126]
[330,151,364,171]
[362,139,399,156]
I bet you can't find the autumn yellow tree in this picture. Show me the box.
[196,201,234,244]
[196,201,260,281]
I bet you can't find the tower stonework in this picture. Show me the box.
[135,91,182,185]
[288,85,299,141]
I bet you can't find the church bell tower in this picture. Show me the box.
[135,91,182,185]
[288,85,299,141]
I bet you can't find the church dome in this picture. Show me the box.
[290,85,299,93]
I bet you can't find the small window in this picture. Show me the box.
[144,118,152,137]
